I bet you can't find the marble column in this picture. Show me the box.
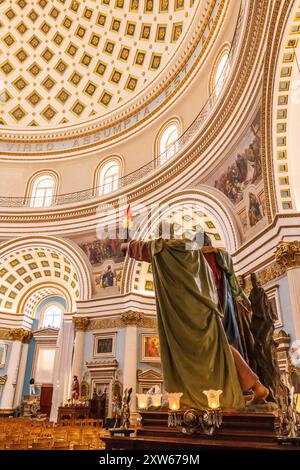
[121,312,144,413]
[0,329,32,411]
[71,317,89,381]
[13,341,30,408]
[50,316,74,422]
[276,240,300,339]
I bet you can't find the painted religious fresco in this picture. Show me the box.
[76,235,124,295]
[94,267,123,294]
[213,112,262,205]
[205,110,267,240]
[80,238,124,266]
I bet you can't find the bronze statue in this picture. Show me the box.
[120,388,132,429]
[249,273,280,401]
[113,387,132,429]
[112,386,123,429]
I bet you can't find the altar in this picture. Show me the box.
[57,405,90,423]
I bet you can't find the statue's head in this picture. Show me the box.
[250,272,259,288]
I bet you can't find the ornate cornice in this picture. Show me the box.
[137,369,163,381]
[73,317,90,332]
[86,360,118,369]
[242,260,286,294]
[87,313,157,331]
[275,241,300,271]
[87,318,123,330]
[120,311,144,327]
[0,328,32,343]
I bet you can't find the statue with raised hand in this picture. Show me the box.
[249,273,280,401]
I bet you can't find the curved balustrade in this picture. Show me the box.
[0,1,246,209]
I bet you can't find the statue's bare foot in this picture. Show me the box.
[254,381,269,399]
[246,381,269,404]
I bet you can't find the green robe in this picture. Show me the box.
[136,238,245,410]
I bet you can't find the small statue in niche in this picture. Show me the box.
[71,375,80,402]
[249,273,280,401]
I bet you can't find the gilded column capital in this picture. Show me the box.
[275,241,300,270]
[8,328,32,343]
[121,311,144,327]
[73,317,90,332]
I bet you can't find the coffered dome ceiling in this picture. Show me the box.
[0,0,199,128]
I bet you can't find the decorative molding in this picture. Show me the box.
[86,360,118,370]
[0,328,32,343]
[243,261,286,294]
[87,318,124,331]
[32,327,59,341]
[275,240,300,271]
[73,317,90,332]
[137,369,163,382]
[87,313,157,330]
[137,368,163,393]
[120,311,144,326]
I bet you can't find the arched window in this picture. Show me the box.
[158,122,180,165]
[30,174,56,207]
[98,160,120,195]
[214,52,229,98]
[42,304,62,328]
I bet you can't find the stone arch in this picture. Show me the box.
[263,1,300,216]
[121,188,240,294]
[19,283,72,318]
[0,236,93,315]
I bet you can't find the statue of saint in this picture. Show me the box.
[201,233,255,370]
[71,375,80,402]
[249,273,280,401]
[122,228,268,410]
